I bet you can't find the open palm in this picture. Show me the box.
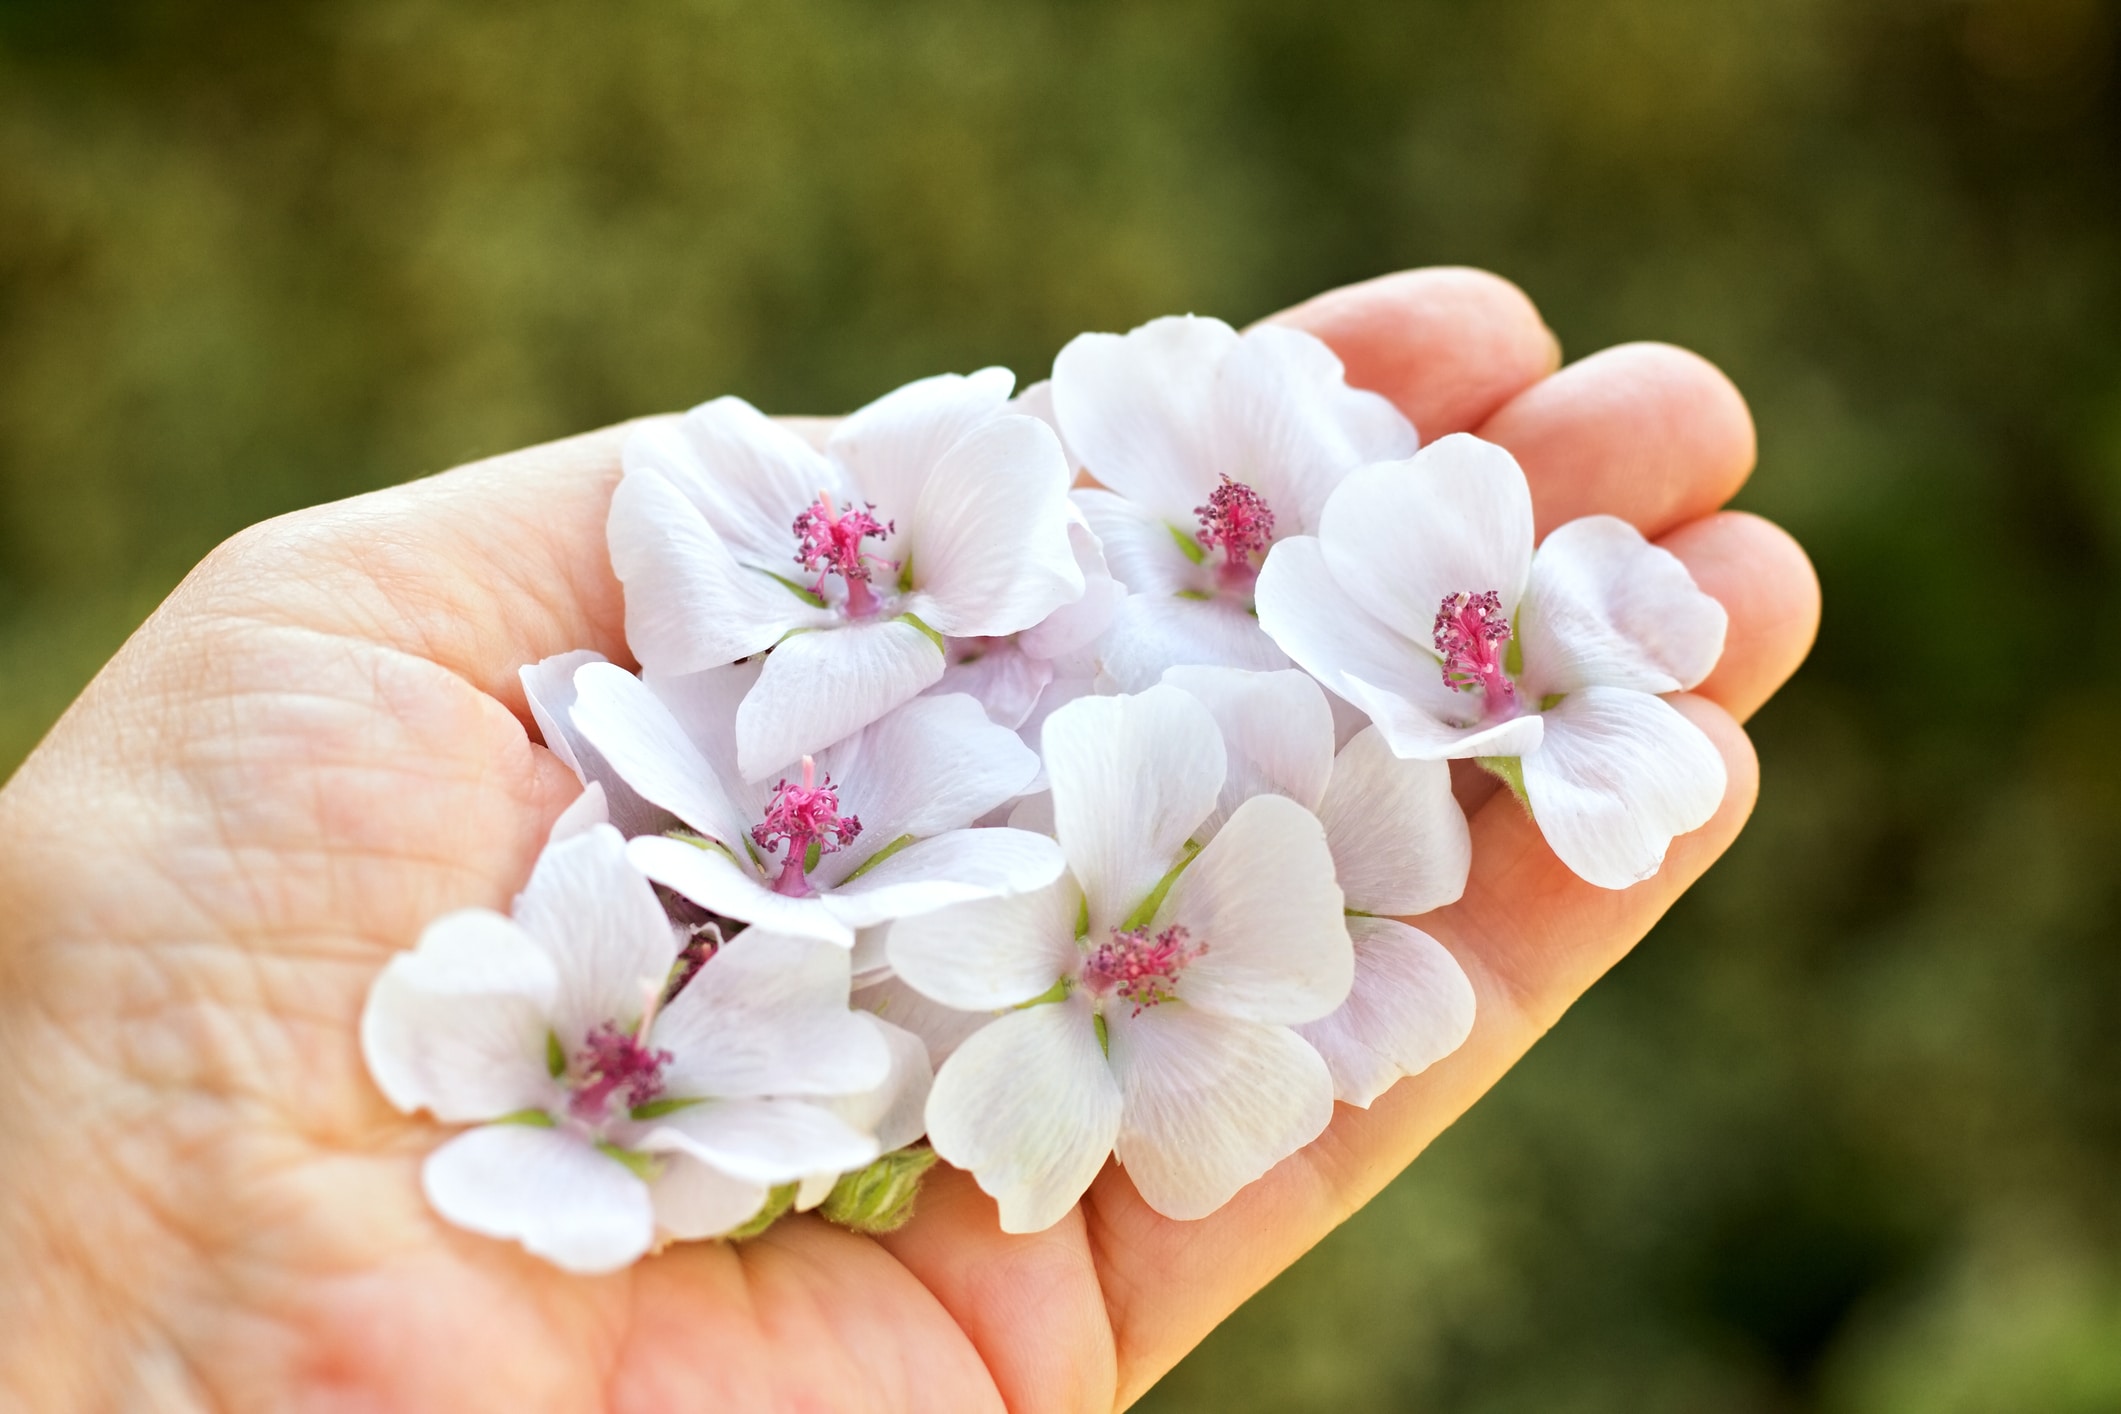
[0,269,1818,1411]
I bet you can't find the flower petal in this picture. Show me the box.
[1158,794,1350,1025]
[1317,434,1535,636]
[828,367,1016,521]
[1096,592,1291,694]
[423,1124,653,1275]
[631,396,844,565]
[884,875,1082,1011]
[856,974,996,1068]
[1107,1006,1333,1221]
[1159,665,1335,840]
[653,928,890,1099]
[360,909,559,1123]
[1293,916,1476,1108]
[1052,315,1241,524]
[640,1098,879,1186]
[606,467,828,675]
[568,661,752,848]
[1516,514,1729,697]
[934,643,1054,729]
[1315,726,1471,916]
[1016,515,1127,659]
[819,1014,936,1154]
[650,1153,771,1241]
[625,835,853,947]
[514,824,680,1045]
[1043,686,1225,934]
[823,828,1068,930]
[925,993,1122,1234]
[1520,686,1729,889]
[1071,488,1199,598]
[735,619,945,780]
[814,691,1041,850]
[901,414,1083,637]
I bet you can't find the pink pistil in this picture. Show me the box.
[1082,924,1208,1017]
[1194,476,1276,588]
[569,1022,672,1122]
[751,756,862,897]
[1433,590,1515,707]
[793,492,897,616]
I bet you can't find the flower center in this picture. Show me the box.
[1194,475,1276,589]
[568,1021,672,1123]
[1082,924,1208,1016]
[751,755,862,897]
[793,492,898,617]
[1434,590,1515,709]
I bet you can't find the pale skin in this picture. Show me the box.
[0,268,1820,1411]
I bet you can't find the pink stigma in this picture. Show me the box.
[569,1022,672,1121]
[1433,590,1515,703]
[751,756,861,897]
[1194,476,1276,579]
[1083,924,1207,1016]
[793,492,897,616]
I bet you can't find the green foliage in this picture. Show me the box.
[5,0,2121,1407]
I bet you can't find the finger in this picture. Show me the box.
[1089,698,1759,1404]
[1267,268,1562,438]
[1661,511,1821,723]
[1476,342,1757,539]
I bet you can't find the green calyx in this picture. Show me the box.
[841,833,917,884]
[896,612,946,654]
[750,565,829,609]
[1015,975,1073,1009]
[1478,755,1530,808]
[727,1182,800,1240]
[545,1030,567,1079]
[1093,1010,1111,1057]
[596,1141,663,1182]
[1166,522,1208,565]
[493,1108,557,1129]
[1121,839,1203,931]
[821,1146,941,1234]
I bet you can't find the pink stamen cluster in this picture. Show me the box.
[793,492,897,616]
[1194,475,1276,574]
[1083,924,1207,1016]
[751,756,862,897]
[1434,590,1514,703]
[569,1022,673,1121]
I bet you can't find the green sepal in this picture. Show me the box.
[630,1096,705,1120]
[897,553,915,594]
[1539,692,1565,712]
[493,1108,557,1128]
[804,839,822,872]
[1014,976,1072,1009]
[664,828,737,863]
[1121,839,1203,930]
[750,566,829,608]
[896,612,946,654]
[1504,629,1524,677]
[1166,523,1207,565]
[545,1031,567,1079]
[596,1141,663,1182]
[1093,1010,1111,1057]
[842,833,917,884]
[820,1146,941,1234]
[1174,589,1213,601]
[1074,892,1090,939]
[727,1182,799,1240]
[1478,755,1530,808]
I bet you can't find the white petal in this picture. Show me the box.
[828,367,1016,521]
[814,1014,935,1154]
[924,994,1121,1234]
[547,781,611,843]
[1317,435,1536,637]
[855,974,997,1068]
[1052,316,1240,524]
[1214,324,1419,535]
[1516,515,1729,697]
[934,643,1054,729]
[1107,1007,1333,1221]
[632,397,845,565]
[1520,686,1729,889]
[1095,591,1289,694]
[640,1098,879,1186]
[1071,488,1199,598]
[1316,726,1471,916]
[653,928,890,1099]
[569,662,752,848]
[1016,516,1127,659]
[514,825,680,1044]
[1158,794,1349,1025]
[1294,916,1476,1108]
[735,619,945,780]
[606,467,828,675]
[901,415,1083,638]
[1159,665,1335,840]
[360,910,559,1123]
[815,691,1041,849]
[625,835,853,947]
[650,1153,771,1241]
[1043,686,1225,935]
[423,1124,653,1275]
[823,828,1068,930]
[1009,377,1084,473]
[884,876,1081,1011]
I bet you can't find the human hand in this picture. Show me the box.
[0,268,1818,1411]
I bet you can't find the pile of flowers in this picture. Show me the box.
[362,315,1729,1272]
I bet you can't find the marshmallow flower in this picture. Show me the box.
[1161,667,1477,1106]
[887,686,1352,1232]
[610,370,1084,777]
[1050,315,1417,690]
[1255,433,1730,889]
[360,820,890,1273]
[566,659,1066,949]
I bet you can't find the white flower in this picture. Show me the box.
[886,686,1351,1232]
[609,370,1085,777]
[567,660,1066,948]
[789,1014,936,1212]
[1048,315,1417,690]
[360,822,891,1273]
[1255,433,1730,889]
[1161,666,1476,1107]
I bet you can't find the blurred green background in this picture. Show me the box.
[4,0,2119,1407]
